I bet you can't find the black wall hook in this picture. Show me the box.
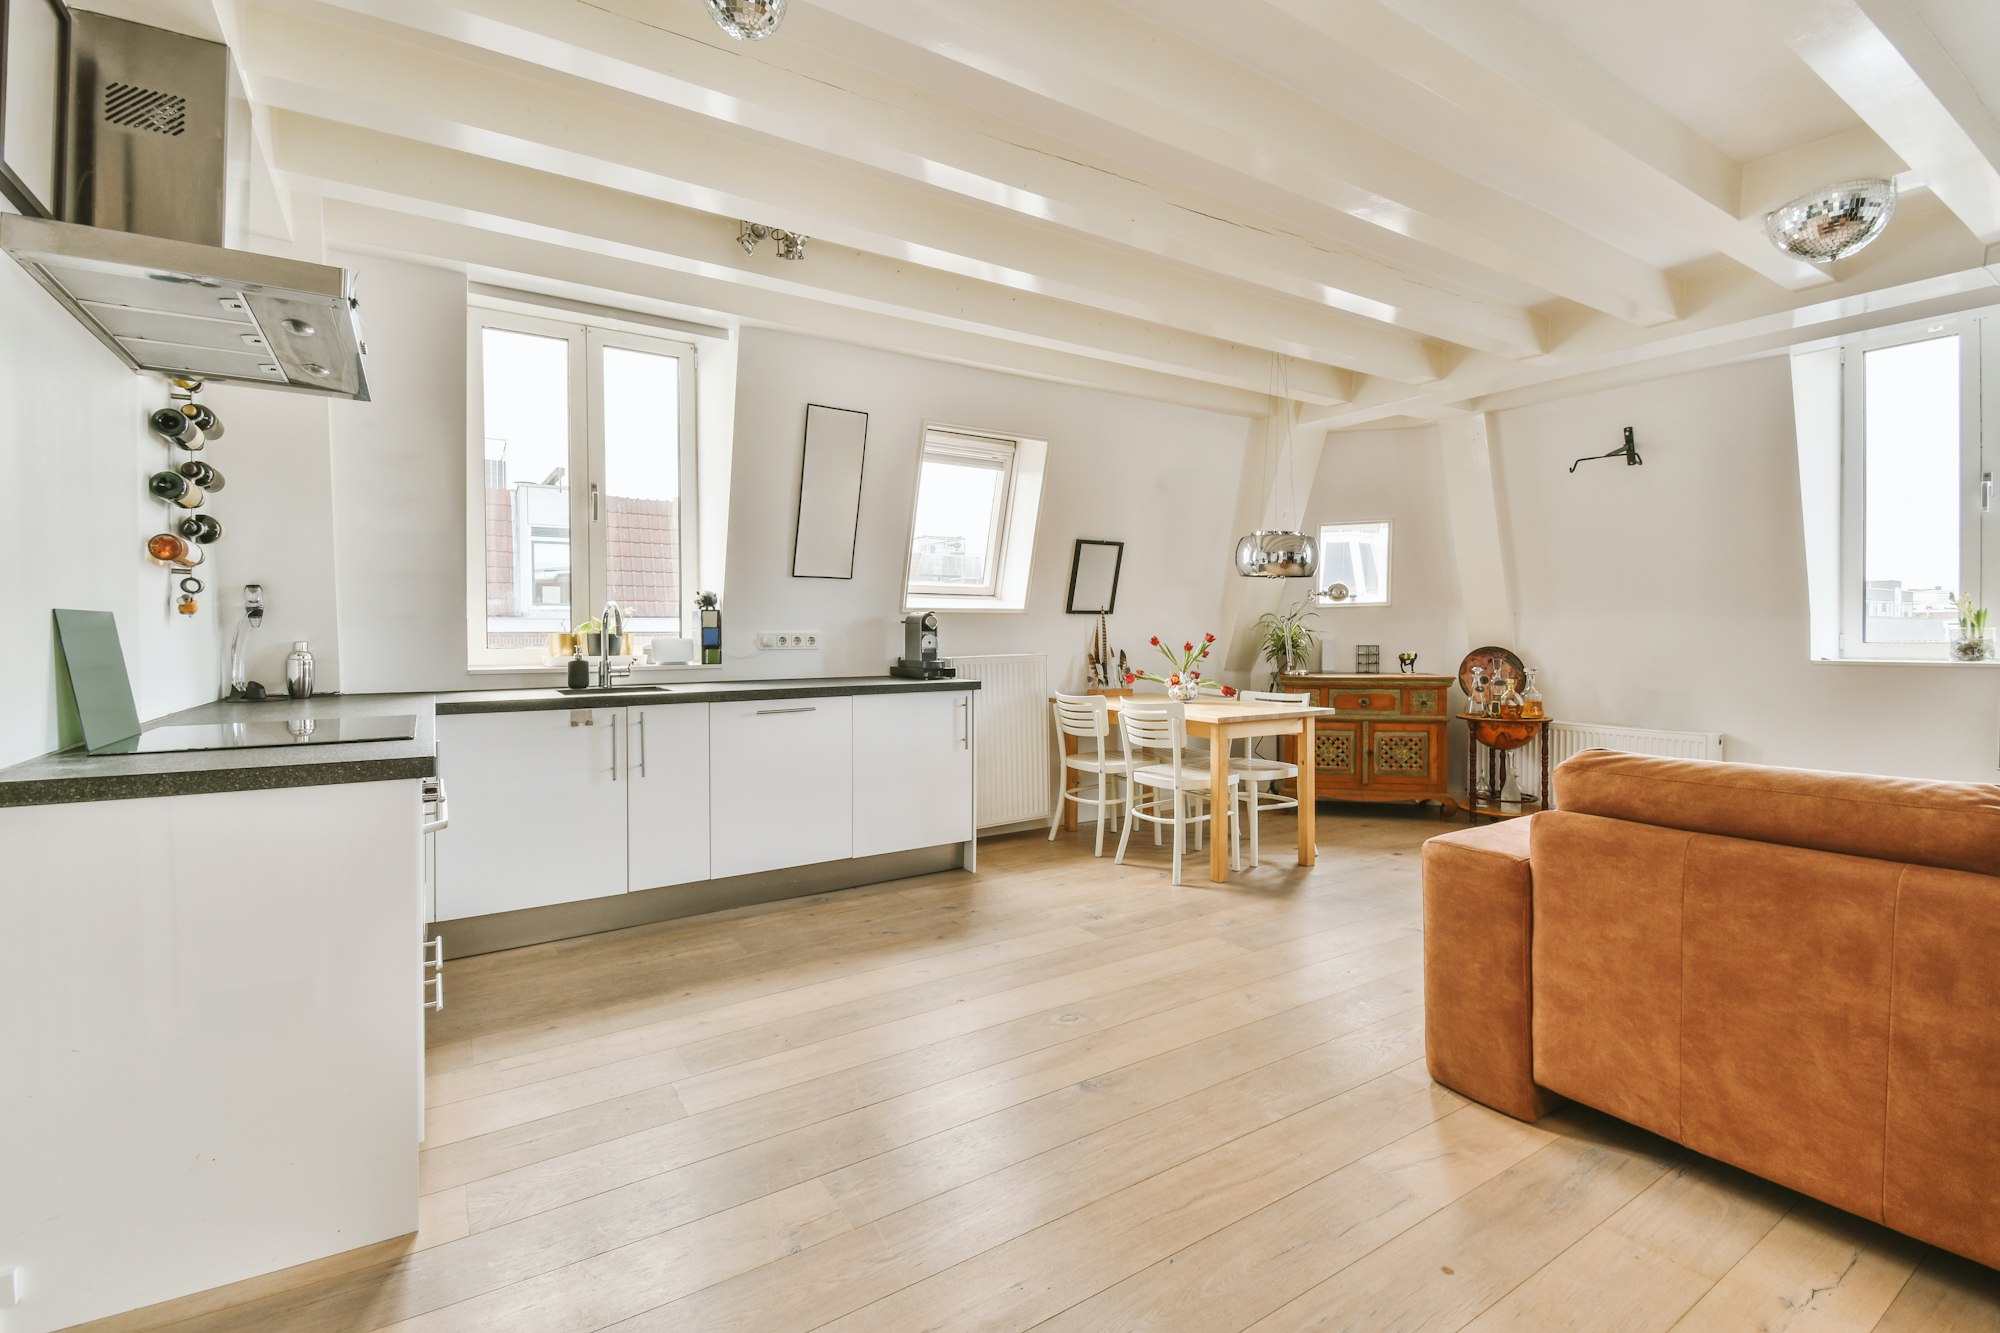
[1570,426,1643,474]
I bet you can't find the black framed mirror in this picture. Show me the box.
[792,403,868,580]
[1065,538,1123,614]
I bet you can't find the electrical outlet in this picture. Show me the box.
[756,631,821,650]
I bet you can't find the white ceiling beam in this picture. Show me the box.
[1783,0,2000,245]
[269,111,1355,406]
[267,0,1541,359]
[1308,194,1999,427]
[808,0,1682,326]
[324,203,1277,418]
[237,4,1442,386]
[1262,0,1834,292]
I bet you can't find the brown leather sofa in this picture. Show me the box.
[1423,749,2000,1271]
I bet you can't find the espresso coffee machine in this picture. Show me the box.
[891,611,956,680]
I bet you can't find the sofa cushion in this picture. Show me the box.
[1420,818,1558,1122]
[1680,836,1899,1223]
[1885,864,2000,1270]
[1529,810,1688,1141]
[1552,750,2000,878]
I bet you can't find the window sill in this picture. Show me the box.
[1810,655,2000,668]
[905,597,1027,614]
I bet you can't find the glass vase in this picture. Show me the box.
[1950,627,1995,662]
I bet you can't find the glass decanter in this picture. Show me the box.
[1467,666,1486,716]
[1520,667,1544,719]
[1498,674,1523,719]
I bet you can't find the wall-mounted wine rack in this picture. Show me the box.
[143,377,227,618]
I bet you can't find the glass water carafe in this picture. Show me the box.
[1521,667,1544,719]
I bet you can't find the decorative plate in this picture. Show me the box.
[1456,645,1525,697]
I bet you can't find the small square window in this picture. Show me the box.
[904,428,1046,610]
[1316,521,1392,607]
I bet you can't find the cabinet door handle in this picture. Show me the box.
[755,706,815,715]
[958,696,969,749]
[636,710,648,778]
[421,788,450,834]
[610,712,619,781]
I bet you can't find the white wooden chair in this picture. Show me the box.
[1229,689,1311,867]
[1049,692,1127,856]
[1115,700,1242,885]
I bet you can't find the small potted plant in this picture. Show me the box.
[1952,596,1993,662]
[1125,633,1238,701]
[1254,599,1320,685]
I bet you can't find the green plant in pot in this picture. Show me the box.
[1254,599,1320,686]
[1953,596,1993,662]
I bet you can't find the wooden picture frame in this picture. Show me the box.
[1065,538,1123,614]
[791,403,869,580]
[0,0,71,219]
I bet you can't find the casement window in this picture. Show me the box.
[1812,313,1994,661]
[1315,520,1393,607]
[904,426,1047,611]
[466,307,698,668]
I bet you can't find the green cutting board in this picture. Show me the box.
[54,609,142,752]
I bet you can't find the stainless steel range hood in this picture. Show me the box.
[1,13,368,400]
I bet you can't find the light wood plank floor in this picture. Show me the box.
[86,808,2000,1332]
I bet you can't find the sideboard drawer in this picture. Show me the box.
[1330,690,1399,715]
[1403,685,1448,717]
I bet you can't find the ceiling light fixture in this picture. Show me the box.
[1234,355,1319,579]
[1765,178,1897,264]
[738,220,808,260]
[706,0,786,41]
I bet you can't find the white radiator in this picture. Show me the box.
[1515,720,1725,803]
[945,654,1052,829]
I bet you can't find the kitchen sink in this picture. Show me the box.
[556,685,673,696]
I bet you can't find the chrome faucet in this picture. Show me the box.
[597,601,631,688]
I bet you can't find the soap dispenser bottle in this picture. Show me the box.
[567,643,590,689]
[285,641,316,699]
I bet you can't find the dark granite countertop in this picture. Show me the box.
[435,675,978,715]
[0,693,439,809]
[0,676,978,808]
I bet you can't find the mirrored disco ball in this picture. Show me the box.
[1765,179,1897,264]
[707,0,787,41]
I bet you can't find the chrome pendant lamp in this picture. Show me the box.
[707,0,787,41]
[1234,356,1319,579]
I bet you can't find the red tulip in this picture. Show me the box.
[1190,669,1202,680]
[1169,672,1181,685]
[1149,635,1161,647]
[1221,685,1237,697]
[1123,671,1136,684]
[1183,641,1194,653]
[1203,632,1216,643]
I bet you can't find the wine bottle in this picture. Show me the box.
[185,403,224,440]
[177,459,225,491]
[148,470,190,500]
[147,532,190,564]
[148,409,204,449]
[171,481,207,509]
[177,513,224,543]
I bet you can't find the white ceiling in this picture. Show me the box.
[141,0,2000,425]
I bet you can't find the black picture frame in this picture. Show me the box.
[1065,538,1124,614]
[790,403,869,581]
[0,0,70,219]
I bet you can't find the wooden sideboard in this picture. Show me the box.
[1275,672,1456,813]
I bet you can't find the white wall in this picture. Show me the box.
[1297,428,1466,681]
[1490,356,2000,782]
[722,329,1254,686]
[0,252,224,766]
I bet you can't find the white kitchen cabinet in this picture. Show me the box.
[626,703,712,891]
[0,780,424,1333]
[852,690,974,858]
[709,696,854,878]
[433,708,626,919]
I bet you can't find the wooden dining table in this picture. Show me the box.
[1060,690,1338,883]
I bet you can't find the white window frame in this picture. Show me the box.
[1834,315,1988,662]
[465,306,700,670]
[1315,519,1394,608]
[903,425,1047,611]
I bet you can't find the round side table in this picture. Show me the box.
[1460,714,1552,823]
